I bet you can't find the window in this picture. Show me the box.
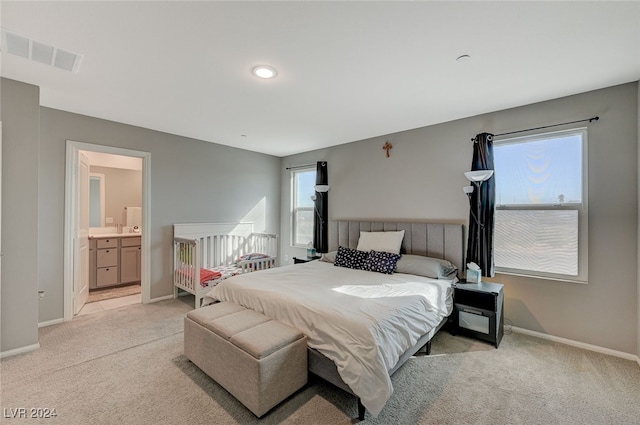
[493,128,587,282]
[291,167,316,247]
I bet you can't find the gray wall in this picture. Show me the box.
[282,82,638,355]
[0,75,281,343]
[91,166,142,225]
[1,79,40,353]
[36,108,281,321]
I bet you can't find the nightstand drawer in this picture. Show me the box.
[456,303,495,335]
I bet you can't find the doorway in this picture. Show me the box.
[63,141,151,322]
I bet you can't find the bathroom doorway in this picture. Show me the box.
[64,141,151,321]
[82,151,143,315]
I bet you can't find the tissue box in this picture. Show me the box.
[466,268,481,283]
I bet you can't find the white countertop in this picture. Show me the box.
[89,233,141,239]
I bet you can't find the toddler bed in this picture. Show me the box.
[173,222,277,308]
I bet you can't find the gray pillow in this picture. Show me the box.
[395,255,458,279]
[320,251,337,263]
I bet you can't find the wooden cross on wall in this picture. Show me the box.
[383,141,392,158]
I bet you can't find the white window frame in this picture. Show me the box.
[290,167,316,248]
[494,128,588,283]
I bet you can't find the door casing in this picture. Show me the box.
[64,140,151,321]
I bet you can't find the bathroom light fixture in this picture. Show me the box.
[252,65,277,79]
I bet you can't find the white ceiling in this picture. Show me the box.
[2,1,639,157]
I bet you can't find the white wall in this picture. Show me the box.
[282,82,639,355]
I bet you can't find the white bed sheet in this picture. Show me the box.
[205,260,454,417]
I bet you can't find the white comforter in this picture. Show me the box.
[205,260,454,417]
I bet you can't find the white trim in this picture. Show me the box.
[291,166,315,247]
[64,141,151,321]
[38,318,64,328]
[148,294,174,303]
[0,343,40,359]
[512,326,637,362]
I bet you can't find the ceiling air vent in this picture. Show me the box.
[1,28,83,73]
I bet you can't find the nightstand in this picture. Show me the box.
[452,281,504,348]
[293,255,321,264]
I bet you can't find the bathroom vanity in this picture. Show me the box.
[89,234,141,289]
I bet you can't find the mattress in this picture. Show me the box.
[205,260,454,417]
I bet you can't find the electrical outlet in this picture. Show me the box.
[106,217,114,224]
[38,290,45,300]
[284,254,289,263]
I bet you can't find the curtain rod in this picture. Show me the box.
[285,162,326,171]
[285,164,314,170]
[471,116,599,142]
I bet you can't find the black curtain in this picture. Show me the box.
[313,161,328,253]
[466,133,496,277]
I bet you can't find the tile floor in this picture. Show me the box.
[78,293,141,316]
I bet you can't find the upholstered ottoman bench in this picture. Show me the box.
[184,302,308,417]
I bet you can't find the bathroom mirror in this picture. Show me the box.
[89,173,105,227]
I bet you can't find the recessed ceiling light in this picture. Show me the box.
[252,65,278,79]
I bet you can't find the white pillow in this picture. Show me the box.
[356,230,405,255]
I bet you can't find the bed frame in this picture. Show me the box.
[173,222,278,308]
[312,220,464,420]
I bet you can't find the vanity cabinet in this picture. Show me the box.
[89,236,141,289]
[120,237,142,284]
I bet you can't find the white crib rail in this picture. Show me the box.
[248,233,278,258]
[173,237,201,295]
[173,227,278,308]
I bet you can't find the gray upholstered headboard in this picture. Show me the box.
[328,220,465,275]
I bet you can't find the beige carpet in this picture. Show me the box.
[87,283,141,303]
[1,297,639,425]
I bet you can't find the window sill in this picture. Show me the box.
[495,270,587,285]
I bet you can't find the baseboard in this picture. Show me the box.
[0,343,40,359]
[512,326,637,362]
[148,294,174,303]
[38,318,64,328]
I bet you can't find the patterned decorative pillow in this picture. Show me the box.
[334,246,369,270]
[363,250,401,274]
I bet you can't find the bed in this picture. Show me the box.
[173,222,278,308]
[206,220,463,419]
